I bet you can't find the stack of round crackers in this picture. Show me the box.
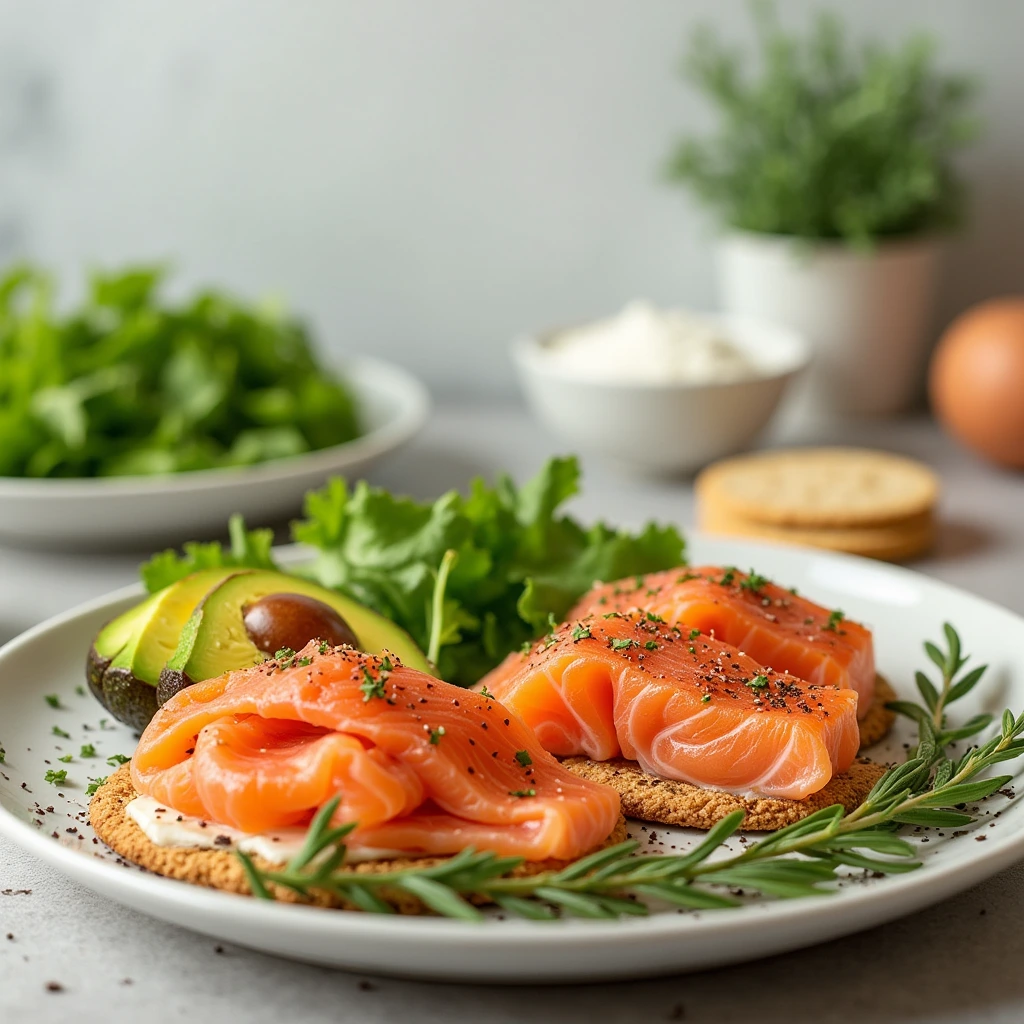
[695,448,939,562]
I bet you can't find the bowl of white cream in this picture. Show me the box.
[512,302,810,474]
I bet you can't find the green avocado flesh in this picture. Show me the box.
[157,569,432,705]
[86,591,161,704]
[86,568,244,731]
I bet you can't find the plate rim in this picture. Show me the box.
[2,537,1024,964]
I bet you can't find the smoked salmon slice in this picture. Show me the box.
[478,611,860,801]
[569,567,876,719]
[131,642,620,862]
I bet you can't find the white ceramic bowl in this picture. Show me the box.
[0,356,429,549]
[512,314,810,475]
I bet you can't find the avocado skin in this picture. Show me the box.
[102,667,159,734]
[155,667,196,708]
[86,645,113,710]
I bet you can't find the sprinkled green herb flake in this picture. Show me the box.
[44,695,61,709]
[645,611,665,624]
[86,777,107,796]
[701,694,712,703]
[0,745,5,763]
[747,675,770,690]
[52,725,70,739]
[44,769,67,786]
[80,744,96,758]
[296,656,312,668]
[740,571,770,593]
[602,611,622,619]
[75,685,85,697]
[676,572,699,584]
[520,641,533,654]
[318,642,330,655]
[825,609,845,631]
[688,645,696,654]
[428,726,446,745]
[106,754,130,767]
[274,647,296,660]
[610,637,638,652]
[689,628,701,640]
[360,669,387,702]
[515,749,533,767]
[509,788,537,798]
[571,623,592,642]
[479,685,494,700]
[58,754,73,763]
[718,568,737,587]
[644,640,659,651]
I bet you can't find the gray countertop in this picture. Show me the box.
[2,405,1023,1023]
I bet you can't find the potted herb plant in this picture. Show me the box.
[667,6,979,417]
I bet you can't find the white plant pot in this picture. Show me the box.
[716,231,943,418]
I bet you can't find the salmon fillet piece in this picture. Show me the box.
[131,642,620,862]
[478,612,860,801]
[569,566,876,719]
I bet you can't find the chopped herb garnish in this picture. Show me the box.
[747,675,770,690]
[380,655,394,673]
[825,609,845,631]
[644,640,659,651]
[360,669,386,702]
[79,744,96,758]
[0,745,5,763]
[515,750,533,767]
[85,777,107,796]
[318,641,330,655]
[688,645,696,654]
[719,568,737,587]
[610,637,638,652]
[602,611,622,619]
[106,754,130,767]
[58,754,73,763]
[676,572,699,584]
[44,695,61,709]
[44,769,67,786]
[75,685,85,697]
[479,685,494,700]
[701,694,712,703]
[296,656,312,668]
[428,726,445,745]
[689,628,701,640]
[52,725,70,739]
[740,570,770,593]
[789,587,799,596]
[509,789,537,798]
[645,611,665,624]
[520,641,533,654]
[274,647,296,660]
[571,623,592,642]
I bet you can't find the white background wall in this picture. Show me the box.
[0,0,1021,398]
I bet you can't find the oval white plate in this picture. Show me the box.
[0,536,1022,983]
[0,356,429,548]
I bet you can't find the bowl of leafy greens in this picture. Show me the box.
[0,265,429,547]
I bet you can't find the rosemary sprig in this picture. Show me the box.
[237,624,1024,920]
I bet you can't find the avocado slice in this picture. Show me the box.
[92,568,245,731]
[158,570,431,704]
[86,592,162,706]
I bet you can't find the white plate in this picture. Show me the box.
[0,356,429,548]
[0,536,1022,983]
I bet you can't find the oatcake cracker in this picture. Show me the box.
[561,757,887,832]
[698,503,935,562]
[859,675,897,749]
[696,448,939,529]
[90,765,627,914]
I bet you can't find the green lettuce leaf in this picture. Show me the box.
[140,514,278,592]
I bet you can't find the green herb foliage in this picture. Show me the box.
[141,457,685,686]
[238,624,1024,919]
[666,3,979,245]
[0,265,360,479]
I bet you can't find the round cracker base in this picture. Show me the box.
[560,756,887,832]
[860,675,897,749]
[90,764,627,914]
[695,448,939,529]
[698,502,935,562]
